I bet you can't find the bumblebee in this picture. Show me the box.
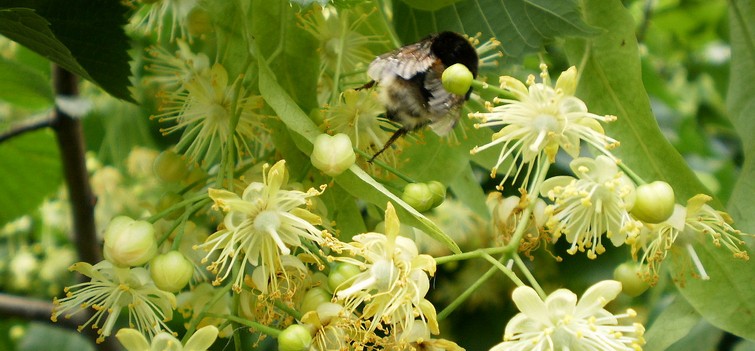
[364,31,478,161]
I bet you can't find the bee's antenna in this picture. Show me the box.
[368,128,407,163]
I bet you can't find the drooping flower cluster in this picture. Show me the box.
[325,203,441,347]
[51,261,176,343]
[195,160,327,293]
[470,65,619,189]
[490,280,645,351]
[541,156,641,259]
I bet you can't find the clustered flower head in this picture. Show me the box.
[325,203,440,346]
[629,194,751,285]
[490,280,645,351]
[51,261,176,343]
[195,160,327,293]
[152,63,269,167]
[470,64,619,189]
[541,156,641,259]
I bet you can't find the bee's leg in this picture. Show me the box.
[356,80,376,91]
[369,127,407,163]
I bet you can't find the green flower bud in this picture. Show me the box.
[427,181,446,208]
[401,183,433,212]
[631,181,675,224]
[613,262,650,297]
[278,324,312,351]
[442,63,474,96]
[310,133,356,177]
[153,150,189,183]
[149,251,194,292]
[187,7,212,36]
[300,287,332,314]
[103,216,158,267]
[156,191,185,220]
[328,263,361,293]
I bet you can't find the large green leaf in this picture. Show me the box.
[0,52,53,109]
[565,0,755,341]
[392,0,599,59]
[644,297,701,351]
[726,0,755,234]
[0,0,133,102]
[0,129,61,226]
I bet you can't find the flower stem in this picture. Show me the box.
[617,161,647,186]
[482,253,525,287]
[274,300,302,320]
[513,254,546,299]
[434,246,510,265]
[437,262,499,320]
[471,79,517,100]
[183,282,232,344]
[205,312,283,338]
[502,160,551,253]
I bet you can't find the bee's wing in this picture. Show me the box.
[425,68,465,136]
[367,40,435,81]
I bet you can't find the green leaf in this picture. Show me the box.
[449,163,490,220]
[321,183,367,241]
[564,0,755,341]
[726,0,755,234]
[392,0,599,59]
[18,322,94,351]
[0,0,133,102]
[255,40,460,253]
[644,297,701,351]
[669,236,755,341]
[734,340,755,351]
[564,1,707,201]
[251,0,320,112]
[0,129,61,229]
[0,55,53,108]
[666,320,723,351]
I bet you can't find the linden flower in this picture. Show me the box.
[330,203,438,340]
[153,63,269,167]
[630,194,750,285]
[116,325,218,351]
[490,280,645,351]
[541,156,641,259]
[299,6,383,103]
[131,0,199,41]
[470,64,619,189]
[195,160,326,293]
[144,40,210,91]
[51,261,176,343]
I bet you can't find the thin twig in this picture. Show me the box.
[0,116,54,143]
[0,293,121,350]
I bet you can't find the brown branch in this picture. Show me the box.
[0,293,121,350]
[51,66,101,265]
[0,116,54,143]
